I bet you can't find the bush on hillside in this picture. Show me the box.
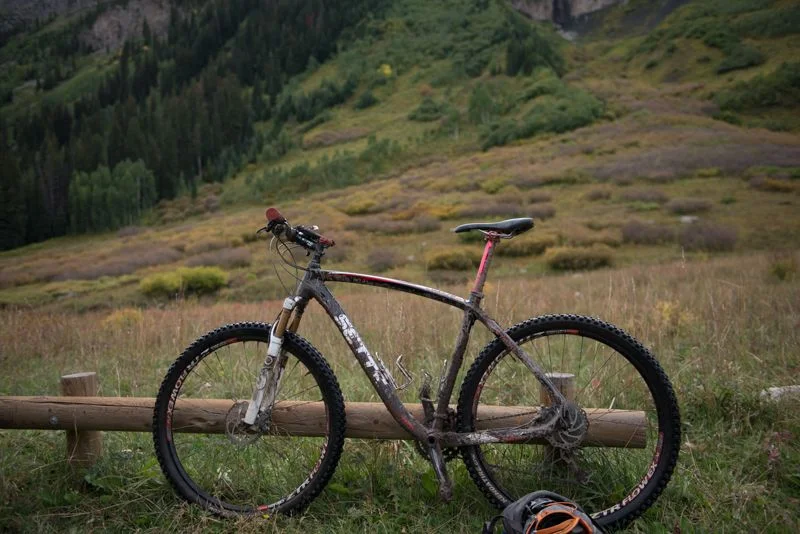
[529,204,557,220]
[528,192,552,204]
[408,97,446,122]
[505,14,565,76]
[140,267,228,298]
[544,245,614,271]
[622,220,675,245]
[679,223,737,252]
[426,247,482,270]
[666,198,712,214]
[354,90,379,110]
[585,189,611,201]
[620,190,669,204]
[716,44,765,74]
[480,87,603,150]
[562,229,621,248]
[715,62,800,111]
[496,235,556,257]
[366,248,401,272]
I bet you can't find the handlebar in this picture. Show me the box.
[265,207,335,251]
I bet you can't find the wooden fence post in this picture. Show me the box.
[540,372,575,461]
[60,372,103,467]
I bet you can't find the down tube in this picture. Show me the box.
[310,283,429,441]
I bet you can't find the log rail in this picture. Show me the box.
[0,372,648,466]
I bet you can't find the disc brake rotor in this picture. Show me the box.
[224,401,262,446]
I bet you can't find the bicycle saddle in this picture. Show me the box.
[453,218,534,236]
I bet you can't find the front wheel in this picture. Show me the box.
[153,322,346,516]
[457,315,680,531]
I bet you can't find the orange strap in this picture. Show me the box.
[530,517,580,534]
[523,503,594,534]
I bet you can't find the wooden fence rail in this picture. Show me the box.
[0,372,647,466]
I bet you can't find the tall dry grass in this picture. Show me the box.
[1,252,799,532]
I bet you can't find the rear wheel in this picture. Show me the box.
[153,322,346,516]
[457,315,680,530]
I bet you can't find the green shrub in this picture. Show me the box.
[769,251,798,281]
[622,220,675,245]
[468,83,501,125]
[140,267,228,298]
[716,62,800,111]
[354,90,379,110]
[518,71,563,102]
[750,178,796,193]
[481,86,603,150]
[734,6,800,38]
[426,247,482,270]
[457,231,486,244]
[480,177,507,194]
[366,248,401,272]
[408,97,446,122]
[666,198,712,214]
[297,111,332,133]
[505,13,565,76]
[496,235,556,257]
[544,245,614,271]
[678,223,737,252]
[716,44,764,74]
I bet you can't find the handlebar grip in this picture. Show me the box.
[265,207,286,223]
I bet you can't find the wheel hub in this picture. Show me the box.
[546,400,589,450]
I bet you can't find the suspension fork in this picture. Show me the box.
[242,296,301,426]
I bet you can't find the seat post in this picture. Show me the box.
[470,234,499,303]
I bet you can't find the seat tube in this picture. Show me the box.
[471,236,498,299]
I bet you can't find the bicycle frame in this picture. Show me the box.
[272,236,567,449]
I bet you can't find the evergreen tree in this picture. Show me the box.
[0,142,27,250]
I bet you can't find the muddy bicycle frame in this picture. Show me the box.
[260,233,568,453]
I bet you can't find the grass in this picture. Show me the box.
[1,253,799,532]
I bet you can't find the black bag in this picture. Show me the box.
[483,491,606,534]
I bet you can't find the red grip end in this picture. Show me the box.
[265,207,284,222]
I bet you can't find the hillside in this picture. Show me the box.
[1,0,799,311]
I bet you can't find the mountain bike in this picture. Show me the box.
[152,207,680,530]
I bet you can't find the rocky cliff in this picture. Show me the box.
[510,0,624,26]
[0,0,170,51]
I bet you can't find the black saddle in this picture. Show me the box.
[453,218,534,237]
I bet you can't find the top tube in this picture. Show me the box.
[321,270,469,311]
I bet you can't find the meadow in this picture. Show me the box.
[1,251,799,532]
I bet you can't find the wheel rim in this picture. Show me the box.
[164,336,331,513]
[467,329,666,520]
